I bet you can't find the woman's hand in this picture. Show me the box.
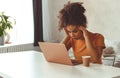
[79,26,89,38]
[61,27,70,44]
[63,27,70,37]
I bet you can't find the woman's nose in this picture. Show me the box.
[70,32,74,37]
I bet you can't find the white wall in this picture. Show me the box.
[83,0,120,41]
[42,0,120,42]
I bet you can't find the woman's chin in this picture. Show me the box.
[72,37,79,39]
[72,37,84,40]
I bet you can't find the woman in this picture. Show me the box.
[58,2,106,64]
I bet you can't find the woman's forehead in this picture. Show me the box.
[66,25,78,31]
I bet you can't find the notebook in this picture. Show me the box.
[38,42,80,65]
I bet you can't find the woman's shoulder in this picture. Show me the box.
[94,33,104,37]
[90,32,104,39]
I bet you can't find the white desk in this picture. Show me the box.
[0,50,120,78]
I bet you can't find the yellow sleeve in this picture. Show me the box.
[95,34,106,48]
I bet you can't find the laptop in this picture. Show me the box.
[38,42,81,66]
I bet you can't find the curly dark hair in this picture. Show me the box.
[58,2,87,30]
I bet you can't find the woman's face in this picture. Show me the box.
[66,25,83,39]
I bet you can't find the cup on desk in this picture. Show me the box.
[82,56,91,67]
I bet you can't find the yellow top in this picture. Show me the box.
[65,32,106,64]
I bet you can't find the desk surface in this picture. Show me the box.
[0,50,120,78]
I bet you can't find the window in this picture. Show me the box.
[0,0,34,44]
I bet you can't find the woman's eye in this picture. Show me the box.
[68,31,71,33]
[73,30,78,33]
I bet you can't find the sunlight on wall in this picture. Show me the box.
[0,0,34,44]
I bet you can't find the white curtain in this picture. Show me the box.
[42,0,51,42]
[42,0,65,43]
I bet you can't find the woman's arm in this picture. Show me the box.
[80,27,102,63]
[61,36,70,44]
[61,27,70,44]
[60,28,71,50]
[84,34,99,63]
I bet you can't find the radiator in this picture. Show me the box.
[0,43,35,53]
[0,47,8,53]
